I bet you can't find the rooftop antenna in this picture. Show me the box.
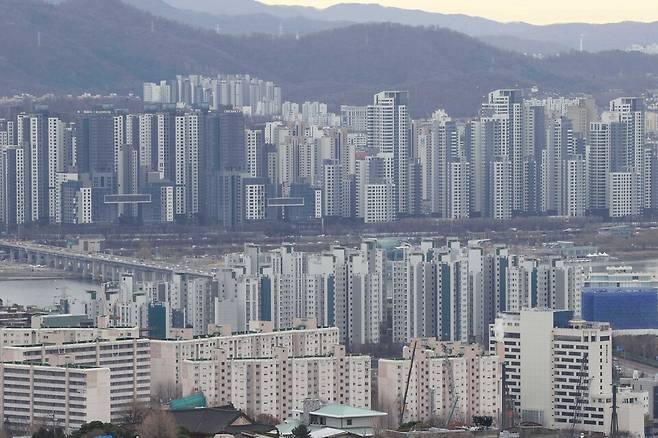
[579,34,584,52]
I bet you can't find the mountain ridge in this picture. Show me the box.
[6,0,658,116]
[155,0,658,52]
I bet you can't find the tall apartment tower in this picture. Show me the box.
[481,89,524,214]
[366,91,410,216]
[609,97,647,209]
[588,122,612,213]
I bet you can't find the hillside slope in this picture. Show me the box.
[5,0,658,116]
[160,0,658,52]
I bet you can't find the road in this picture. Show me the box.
[615,355,658,378]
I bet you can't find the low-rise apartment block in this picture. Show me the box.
[0,337,150,422]
[150,326,340,396]
[378,340,501,428]
[0,326,139,347]
[0,362,111,434]
[180,344,370,421]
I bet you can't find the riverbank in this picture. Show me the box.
[0,260,83,281]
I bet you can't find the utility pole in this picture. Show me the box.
[610,384,619,438]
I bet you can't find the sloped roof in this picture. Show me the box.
[170,406,272,436]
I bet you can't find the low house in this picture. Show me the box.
[306,404,387,436]
[281,401,387,438]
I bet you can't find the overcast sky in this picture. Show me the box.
[260,0,658,24]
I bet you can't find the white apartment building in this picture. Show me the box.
[186,277,214,336]
[563,157,587,217]
[490,309,645,435]
[244,181,265,220]
[607,171,641,217]
[331,243,385,347]
[76,187,92,224]
[214,269,261,332]
[0,338,150,422]
[246,129,264,178]
[180,345,371,421]
[448,161,470,220]
[491,159,512,220]
[0,362,111,434]
[378,340,500,428]
[367,91,410,215]
[364,183,395,223]
[391,240,506,346]
[149,326,340,397]
[589,122,611,211]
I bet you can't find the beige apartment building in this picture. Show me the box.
[150,326,340,396]
[0,326,140,347]
[0,362,111,434]
[378,340,501,428]
[1,337,150,422]
[180,344,370,420]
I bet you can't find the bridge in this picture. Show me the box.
[0,240,214,283]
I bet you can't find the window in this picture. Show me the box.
[346,420,353,426]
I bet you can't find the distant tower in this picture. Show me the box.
[150,20,155,33]
[215,24,221,34]
[37,31,41,47]
[579,34,584,52]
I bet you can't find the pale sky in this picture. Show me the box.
[260,0,658,25]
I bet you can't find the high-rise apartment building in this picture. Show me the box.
[367,91,410,215]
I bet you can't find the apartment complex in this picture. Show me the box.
[0,362,111,434]
[180,345,371,420]
[150,326,340,395]
[378,340,500,428]
[0,326,139,347]
[0,338,150,422]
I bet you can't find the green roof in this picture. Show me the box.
[275,419,301,435]
[170,392,207,411]
[311,404,387,419]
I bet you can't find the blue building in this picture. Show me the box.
[581,287,658,329]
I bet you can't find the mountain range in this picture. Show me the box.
[117,0,658,54]
[6,0,658,116]
[43,0,658,54]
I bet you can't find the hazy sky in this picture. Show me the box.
[260,0,658,24]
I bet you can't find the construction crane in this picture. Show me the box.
[399,340,418,428]
[570,352,589,438]
[445,397,459,427]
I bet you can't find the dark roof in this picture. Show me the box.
[170,406,272,436]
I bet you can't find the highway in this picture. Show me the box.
[615,355,658,378]
[0,239,215,281]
